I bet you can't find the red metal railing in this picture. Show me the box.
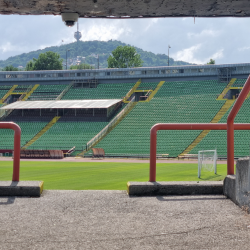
[227,75,250,174]
[149,123,250,181]
[0,122,21,181]
[149,75,250,182]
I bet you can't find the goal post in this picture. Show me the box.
[198,149,217,178]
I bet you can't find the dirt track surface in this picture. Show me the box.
[0,156,231,164]
[0,191,249,250]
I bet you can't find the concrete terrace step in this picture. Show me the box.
[0,181,44,197]
[127,181,223,196]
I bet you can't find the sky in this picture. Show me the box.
[0,14,250,65]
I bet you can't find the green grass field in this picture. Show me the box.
[0,161,227,190]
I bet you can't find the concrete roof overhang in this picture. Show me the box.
[0,0,249,18]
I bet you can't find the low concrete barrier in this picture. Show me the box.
[0,181,44,197]
[224,158,250,212]
[236,158,250,211]
[127,181,223,196]
[223,175,236,204]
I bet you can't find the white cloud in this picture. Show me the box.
[238,46,250,52]
[175,45,223,64]
[144,18,159,31]
[0,15,250,65]
[187,29,220,39]
[81,22,128,41]
[0,42,16,53]
[0,42,27,57]
[210,49,224,60]
[175,44,204,64]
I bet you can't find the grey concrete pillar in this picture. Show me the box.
[236,158,250,210]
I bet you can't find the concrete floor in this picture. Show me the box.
[0,191,250,249]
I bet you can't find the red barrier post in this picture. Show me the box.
[0,122,21,181]
[227,76,250,175]
[149,123,250,182]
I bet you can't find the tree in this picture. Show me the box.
[107,46,143,68]
[207,59,215,65]
[26,51,63,71]
[25,61,34,71]
[2,65,18,71]
[70,63,95,70]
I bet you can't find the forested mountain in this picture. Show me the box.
[0,40,194,69]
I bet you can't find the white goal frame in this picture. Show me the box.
[198,149,217,178]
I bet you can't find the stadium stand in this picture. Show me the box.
[12,85,30,93]
[0,85,17,104]
[0,86,12,99]
[232,78,246,87]
[94,80,227,157]
[0,121,48,149]
[28,121,109,152]
[189,78,250,157]
[62,83,135,100]
[1,75,250,158]
[28,84,67,100]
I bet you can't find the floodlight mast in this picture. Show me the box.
[168,45,171,66]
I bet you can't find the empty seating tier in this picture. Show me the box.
[28,84,67,100]
[28,121,109,152]
[2,79,250,157]
[13,85,30,92]
[0,121,48,149]
[189,92,250,157]
[232,78,247,87]
[0,86,12,100]
[62,83,135,100]
[95,80,227,157]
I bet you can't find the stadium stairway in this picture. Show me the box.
[0,85,18,104]
[21,116,61,149]
[28,84,67,101]
[22,81,138,152]
[56,81,74,100]
[78,80,165,156]
[0,85,40,120]
[20,84,40,101]
[146,81,165,101]
[229,86,250,99]
[78,97,137,156]
[179,79,237,157]
[217,78,236,100]
[123,79,142,103]
[0,86,13,102]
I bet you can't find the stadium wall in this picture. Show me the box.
[0,63,250,86]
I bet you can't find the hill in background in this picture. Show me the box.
[0,40,194,69]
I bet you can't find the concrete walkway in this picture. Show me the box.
[0,191,250,249]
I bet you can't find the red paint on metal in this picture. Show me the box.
[227,76,250,175]
[149,123,250,182]
[0,122,21,181]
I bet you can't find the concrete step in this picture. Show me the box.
[0,181,44,197]
[127,181,223,196]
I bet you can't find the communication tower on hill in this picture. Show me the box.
[74,21,82,42]
[74,21,82,59]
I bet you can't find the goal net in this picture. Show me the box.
[198,150,217,178]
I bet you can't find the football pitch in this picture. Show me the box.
[0,161,227,190]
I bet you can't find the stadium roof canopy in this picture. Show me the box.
[0,100,122,110]
[0,0,249,18]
